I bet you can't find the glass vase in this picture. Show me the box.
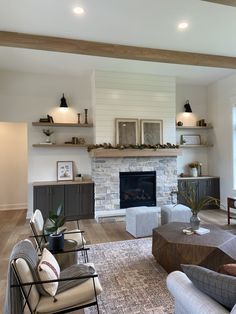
[190,213,200,230]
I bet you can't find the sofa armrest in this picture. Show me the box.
[166,271,229,314]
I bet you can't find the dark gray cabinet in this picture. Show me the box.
[177,177,220,209]
[33,185,64,219]
[64,184,94,220]
[33,182,94,220]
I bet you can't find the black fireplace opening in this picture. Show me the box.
[120,171,156,208]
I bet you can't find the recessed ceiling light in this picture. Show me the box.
[73,7,85,15]
[178,22,188,30]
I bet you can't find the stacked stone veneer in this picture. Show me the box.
[91,156,178,213]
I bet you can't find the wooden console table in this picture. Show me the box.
[152,222,236,273]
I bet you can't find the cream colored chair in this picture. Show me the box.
[30,209,89,263]
[6,239,102,314]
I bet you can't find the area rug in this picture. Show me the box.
[84,238,174,314]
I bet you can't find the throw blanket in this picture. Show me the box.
[57,264,95,294]
[4,239,39,314]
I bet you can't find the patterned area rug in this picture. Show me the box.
[84,238,174,314]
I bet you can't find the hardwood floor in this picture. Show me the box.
[0,208,235,311]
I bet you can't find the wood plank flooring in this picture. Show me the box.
[0,208,235,311]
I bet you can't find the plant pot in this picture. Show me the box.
[48,233,64,252]
[190,167,198,177]
[190,213,201,230]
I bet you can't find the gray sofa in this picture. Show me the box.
[167,271,236,314]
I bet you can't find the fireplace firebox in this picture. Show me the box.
[120,171,156,208]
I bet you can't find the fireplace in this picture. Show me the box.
[120,171,156,208]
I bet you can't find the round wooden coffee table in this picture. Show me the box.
[152,222,236,273]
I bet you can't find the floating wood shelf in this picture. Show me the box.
[179,144,213,148]
[32,144,88,148]
[32,122,93,127]
[89,148,181,158]
[176,126,213,129]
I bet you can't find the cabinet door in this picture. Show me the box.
[33,185,64,219]
[34,186,51,219]
[177,179,199,206]
[79,183,94,219]
[50,185,64,213]
[64,183,95,220]
[64,184,80,221]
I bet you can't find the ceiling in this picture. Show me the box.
[1,0,236,85]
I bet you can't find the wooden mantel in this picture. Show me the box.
[89,148,181,158]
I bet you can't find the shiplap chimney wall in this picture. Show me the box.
[94,71,176,145]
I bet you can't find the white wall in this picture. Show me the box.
[0,70,93,217]
[94,71,176,144]
[0,122,27,210]
[208,73,236,206]
[176,84,209,176]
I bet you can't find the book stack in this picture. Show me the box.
[195,227,210,235]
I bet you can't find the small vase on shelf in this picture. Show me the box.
[190,167,198,177]
[84,108,88,124]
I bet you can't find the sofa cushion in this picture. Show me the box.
[218,264,236,277]
[38,248,60,296]
[181,264,236,310]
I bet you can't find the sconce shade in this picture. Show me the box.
[60,93,68,108]
[184,100,192,112]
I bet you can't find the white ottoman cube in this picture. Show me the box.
[161,204,191,225]
[126,206,161,238]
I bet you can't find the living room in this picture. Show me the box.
[1,0,236,313]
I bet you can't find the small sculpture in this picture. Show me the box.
[84,108,88,124]
[77,113,81,124]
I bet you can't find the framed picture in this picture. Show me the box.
[180,134,201,145]
[57,161,74,181]
[115,118,139,145]
[140,119,163,145]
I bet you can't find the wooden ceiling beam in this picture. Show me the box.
[1,31,236,69]
[202,0,236,7]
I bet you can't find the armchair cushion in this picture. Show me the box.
[181,264,236,310]
[37,263,102,313]
[38,248,60,296]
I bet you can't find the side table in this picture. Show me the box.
[46,239,78,269]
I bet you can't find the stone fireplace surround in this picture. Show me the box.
[90,151,178,219]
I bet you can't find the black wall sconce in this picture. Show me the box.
[60,93,68,110]
[184,100,192,113]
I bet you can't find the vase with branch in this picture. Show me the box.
[178,181,221,230]
[43,129,54,143]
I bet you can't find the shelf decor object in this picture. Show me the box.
[181,134,201,145]
[140,119,163,145]
[115,118,139,145]
[57,161,74,181]
[84,108,88,124]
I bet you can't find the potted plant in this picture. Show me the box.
[44,204,66,251]
[178,182,221,230]
[188,162,199,177]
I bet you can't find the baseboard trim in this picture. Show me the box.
[0,203,27,211]
[95,209,126,222]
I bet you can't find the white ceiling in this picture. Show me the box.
[1,0,236,85]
